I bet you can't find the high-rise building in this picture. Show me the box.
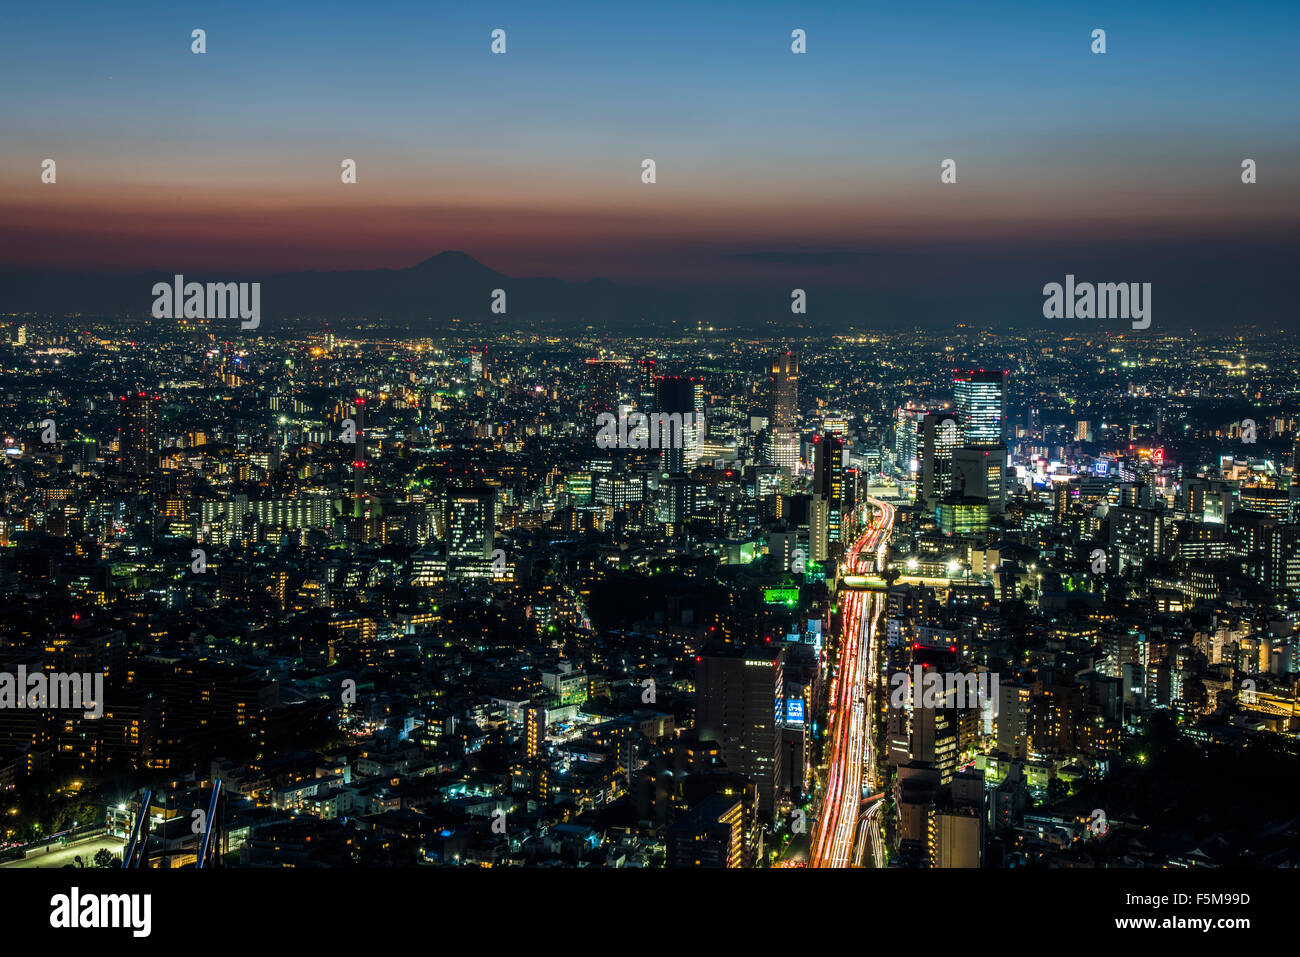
[996,683,1031,759]
[117,392,159,478]
[767,352,798,431]
[894,762,940,860]
[1109,506,1161,574]
[515,701,549,801]
[765,352,799,470]
[695,647,786,818]
[919,412,962,509]
[811,434,844,562]
[585,358,623,414]
[1264,523,1300,592]
[954,370,1007,446]
[911,691,959,785]
[348,397,368,506]
[689,377,706,468]
[953,371,1008,513]
[445,487,495,563]
[661,475,695,535]
[952,445,1006,514]
[636,357,658,411]
[524,701,545,759]
[1240,485,1293,522]
[654,375,700,476]
[894,406,927,476]
[343,399,383,542]
[767,430,799,472]
[469,346,488,380]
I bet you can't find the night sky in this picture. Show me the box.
[1,0,1297,314]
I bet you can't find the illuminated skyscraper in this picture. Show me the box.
[689,377,706,468]
[469,345,488,380]
[344,398,383,544]
[767,352,798,431]
[349,397,367,506]
[954,370,1007,446]
[951,371,1008,514]
[910,677,959,785]
[811,434,844,562]
[765,352,799,470]
[636,357,657,411]
[445,487,495,563]
[117,392,159,478]
[524,701,545,759]
[919,411,961,509]
[895,406,927,476]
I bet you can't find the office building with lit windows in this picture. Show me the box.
[694,647,786,818]
[954,370,1007,446]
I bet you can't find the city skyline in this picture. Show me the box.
[2,3,1298,930]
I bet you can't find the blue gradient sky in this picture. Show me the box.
[1,0,1297,284]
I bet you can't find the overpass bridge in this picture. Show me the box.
[839,575,890,591]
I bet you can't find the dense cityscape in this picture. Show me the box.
[2,315,1297,871]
